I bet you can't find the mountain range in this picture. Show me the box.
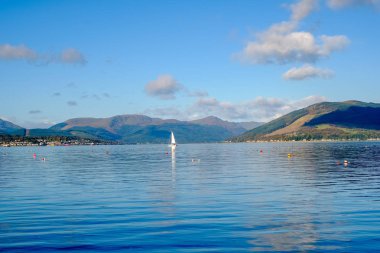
[2,100,380,143]
[232,100,380,141]
[0,115,262,144]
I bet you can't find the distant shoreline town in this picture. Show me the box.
[0,136,117,147]
[1,136,380,147]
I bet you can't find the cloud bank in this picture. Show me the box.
[145,95,327,122]
[188,95,326,122]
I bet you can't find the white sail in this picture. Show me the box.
[171,131,176,145]
[170,131,176,151]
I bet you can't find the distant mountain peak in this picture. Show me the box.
[203,116,222,120]
[192,116,226,124]
[343,100,361,104]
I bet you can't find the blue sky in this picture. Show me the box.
[1,0,379,128]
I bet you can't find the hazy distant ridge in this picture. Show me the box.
[48,115,262,143]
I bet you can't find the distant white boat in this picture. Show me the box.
[170,131,176,151]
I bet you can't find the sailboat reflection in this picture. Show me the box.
[171,150,176,182]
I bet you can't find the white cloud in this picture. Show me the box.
[235,0,349,76]
[319,35,350,55]
[283,64,334,80]
[144,75,183,100]
[60,48,86,65]
[237,23,349,65]
[290,0,318,21]
[145,95,327,122]
[327,0,380,9]
[0,43,86,65]
[0,44,37,60]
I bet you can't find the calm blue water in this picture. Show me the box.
[1,142,380,252]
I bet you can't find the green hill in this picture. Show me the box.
[232,101,380,142]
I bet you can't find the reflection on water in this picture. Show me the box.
[171,150,176,182]
[0,142,380,252]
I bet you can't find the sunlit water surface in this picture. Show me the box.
[1,142,380,252]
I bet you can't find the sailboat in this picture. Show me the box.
[170,131,176,151]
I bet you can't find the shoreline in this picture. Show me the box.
[231,138,380,144]
[2,139,380,147]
